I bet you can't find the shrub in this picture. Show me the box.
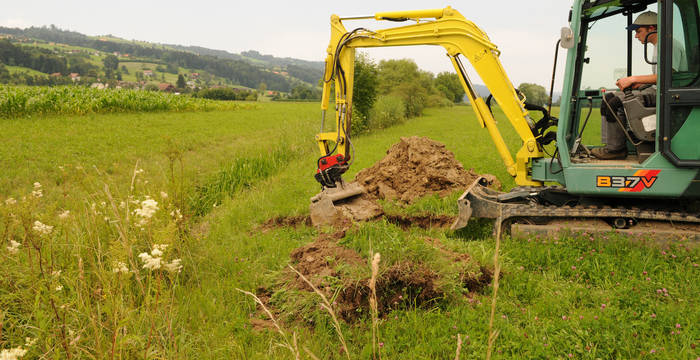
[351,111,369,136]
[370,95,406,129]
[393,82,428,118]
[426,94,454,108]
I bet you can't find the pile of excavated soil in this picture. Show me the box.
[270,230,492,323]
[355,136,500,203]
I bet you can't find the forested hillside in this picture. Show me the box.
[0,25,323,91]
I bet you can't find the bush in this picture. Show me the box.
[426,94,454,108]
[351,112,369,136]
[370,95,405,129]
[194,87,255,101]
[393,82,428,118]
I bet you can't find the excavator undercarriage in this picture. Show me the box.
[453,177,700,242]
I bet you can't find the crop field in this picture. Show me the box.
[0,101,698,359]
[0,86,253,118]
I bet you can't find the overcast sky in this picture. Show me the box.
[2,1,573,88]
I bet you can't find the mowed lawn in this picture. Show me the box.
[1,102,698,359]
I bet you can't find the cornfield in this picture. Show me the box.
[0,85,252,118]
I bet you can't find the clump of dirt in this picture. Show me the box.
[384,214,456,230]
[260,215,312,231]
[287,229,363,290]
[355,136,501,203]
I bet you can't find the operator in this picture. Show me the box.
[592,11,687,160]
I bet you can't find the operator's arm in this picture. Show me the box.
[616,74,656,90]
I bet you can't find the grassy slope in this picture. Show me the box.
[1,103,697,359]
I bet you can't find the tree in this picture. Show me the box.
[176,74,186,89]
[352,53,378,126]
[517,83,550,107]
[102,54,119,71]
[376,59,430,118]
[435,72,465,103]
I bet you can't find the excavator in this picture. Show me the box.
[310,1,700,239]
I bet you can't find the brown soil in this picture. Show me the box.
[355,136,501,203]
[385,214,456,230]
[276,230,493,322]
[287,229,363,290]
[260,215,312,231]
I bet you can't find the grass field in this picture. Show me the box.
[0,102,697,359]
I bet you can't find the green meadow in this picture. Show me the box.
[0,100,698,359]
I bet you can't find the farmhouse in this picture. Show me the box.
[158,83,175,92]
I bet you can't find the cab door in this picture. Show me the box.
[660,0,700,166]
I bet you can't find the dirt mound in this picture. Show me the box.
[355,136,500,203]
[276,231,492,323]
[385,214,456,230]
[288,229,363,289]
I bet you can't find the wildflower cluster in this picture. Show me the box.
[133,197,159,227]
[112,261,129,274]
[138,244,182,273]
[31,182,42,198]
[32,221,53,236]
[7,240,21,255]
[0,338,35,360]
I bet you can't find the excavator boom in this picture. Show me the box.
[316,7,545,188]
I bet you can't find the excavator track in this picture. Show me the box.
[452,177,700,243]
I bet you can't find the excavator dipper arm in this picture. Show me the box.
[316,6,544,187]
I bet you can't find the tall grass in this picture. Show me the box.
[189,147,301,216]
[0,85,254,118]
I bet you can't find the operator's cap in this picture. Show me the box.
[626,11,657,31]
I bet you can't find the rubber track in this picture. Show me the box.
[500,202,700,224]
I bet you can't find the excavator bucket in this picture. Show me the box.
[451,176,500,230]
[309,181,367,226]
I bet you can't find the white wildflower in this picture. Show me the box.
[33,182,41,189]
[55,285,63,291]
[170,209,183,220]
[150,248,163,257]
[7,240,21,255]
[32,221,53,236]
[119,201,126,209]
[133,198,158,219]
[58,165,64,171]
[24,338,36,347]
[153,244,168,252]
[58,210,70,219]
[31,189,42,198]
[51,270,61,277]
[100,201,106,207]
[134,168,144,175]
[0,347,28,359]
[138,252,161,270]
[4,198,17,205]
[160,191,168,199]
[164,259,183,273]
[112,261,129,274]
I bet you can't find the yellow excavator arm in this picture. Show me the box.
[315,6,543,187]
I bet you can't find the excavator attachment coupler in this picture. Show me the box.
[451,177,501,230]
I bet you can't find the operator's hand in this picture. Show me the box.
[615,76,639,91]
